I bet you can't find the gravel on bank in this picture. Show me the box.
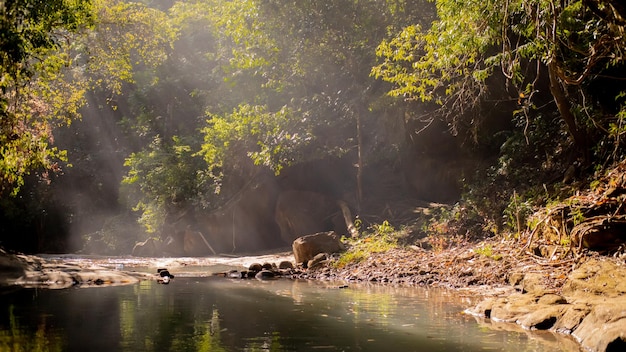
[298,240,626,352]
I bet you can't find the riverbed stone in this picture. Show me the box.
[292,231,345,265]
[553,303,591,334]
[278,261,294,269]
[518,305,566,330]
[247,263,261,272]
[307,253,328,269]
[255,269,276,280]
[489,293,536,323]
[466,298,496,318]
[0,250,28,281]
[573,303,626,352]
[537,293,567,305]
[520,272,550,294]
[563,258,626,297]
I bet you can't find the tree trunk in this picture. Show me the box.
[337,200,359,238]
[355,107,363,214]
[547,61,587,151]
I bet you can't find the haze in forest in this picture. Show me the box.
[1,0,626,257]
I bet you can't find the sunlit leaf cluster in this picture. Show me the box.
[199,104,311,185]
[372,0,626,145]
[0,0,94,195]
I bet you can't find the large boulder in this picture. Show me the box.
[161,234,186,257]
[0,249,27,283]
[195,172,283,253]
[292,231,345,265]
[184,228,216,256]
[276,190,347,243]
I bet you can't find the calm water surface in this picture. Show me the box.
[0,265,582,351]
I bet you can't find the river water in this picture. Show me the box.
[0,257,582,351]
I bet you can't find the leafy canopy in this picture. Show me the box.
[372,0,626,145]
[0,0,94,195]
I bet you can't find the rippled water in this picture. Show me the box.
[0,259,582,352]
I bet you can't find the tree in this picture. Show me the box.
[194,0,435,210]
[125,0,434,230]
[0,0,94,195]
[372,0,626,154]
[0,0,180,251]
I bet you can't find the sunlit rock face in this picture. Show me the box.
[186,160,354,255]
[275,190,347,244]
[292,231,345,265]
[193,174,283,254]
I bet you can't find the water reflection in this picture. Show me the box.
[0,278,581,351]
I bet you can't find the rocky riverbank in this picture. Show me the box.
[299,240,626,352]
[2,241,625,352]
[0,248,297,289]
[0,249,156,289]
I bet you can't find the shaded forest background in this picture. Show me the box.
[1,0,626,255]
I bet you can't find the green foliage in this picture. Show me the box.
[503,191,536,237]
[0,0,94,196]
[0,0,178,197]
[122,135,205,232]
[369,220,396,236]
[85,0,175,93]
[112,0,435,235]
[198,104,311,190]
[473,244,502,260]
[334,222,398,268]
[371,0,499,125]
[372,0,626,149]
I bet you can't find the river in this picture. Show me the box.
[0,256,582,351]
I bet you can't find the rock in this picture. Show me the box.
[573,302,626,352]
[157,268,175,278]
[537,293,567,305]
[553,303,591,334]
[518,305,565,330]
[0,249,27,282]
[249,263,263,272]
[227,270,244,279]
[278,261,294,269]
[563,258,626,297]
[255,270,276,280]
[465,298,496,318]
[489,294,536,323]
[520,272,549,295]
[275,191,346,243]
[10,261,148,289]
[508,271,524,286]
[292,231,345,265]
[307,253,328,269]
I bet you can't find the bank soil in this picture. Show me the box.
[301,240,626,352]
